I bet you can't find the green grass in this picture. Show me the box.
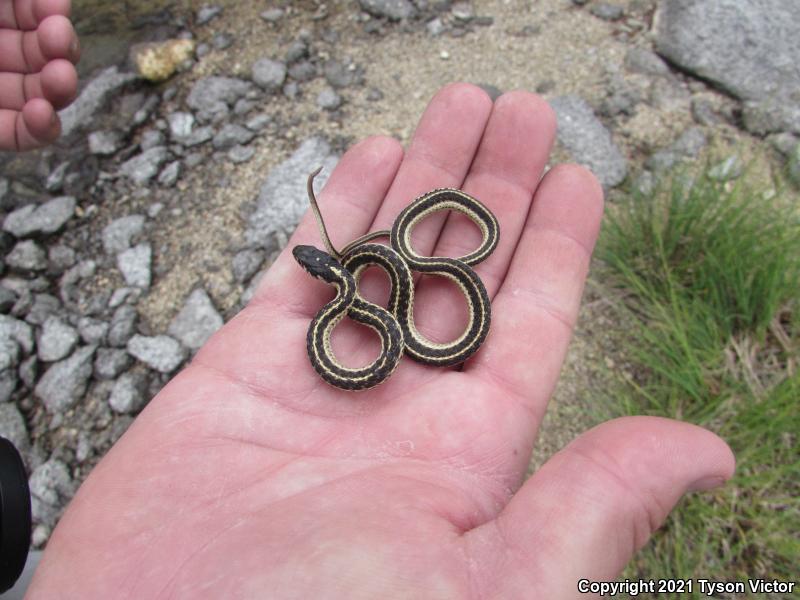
[597,168,800,596]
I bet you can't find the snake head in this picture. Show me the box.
[292,245,344,284]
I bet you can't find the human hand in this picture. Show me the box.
[0,0,79,152]
[28,84,734,598]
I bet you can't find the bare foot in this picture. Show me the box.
[0,0,79,152]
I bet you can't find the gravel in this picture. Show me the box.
[196,4,222,25]
[359,0,416,20]
[107,305,138,348]
[167,111,195,141]
[228,145,255,164]
[0,315,34,353]
[6,240,48,272]
[3,196,76,238]
[212,124,255,150]
[252,58,287,92]
[0,403,29,454]
[88,131,122,155]
[158,161,181,187]
[117,243,152,289]
[108,373,147,414]
[37,316,79,362]
[59,67,138,137]
[0,337,19,371]
[102,215,145,255]
[34,345,96,413]
[624,47,670,77]
[94,348,132,380]
[127,334,187,373]
[77,317,109,345]
[186,76,253,123]
[167,288,223,351]
[118,147,170,185]
[550,95,628,189]
[29,459,75,528]
[590,2,624,20]
[317,87,343,110]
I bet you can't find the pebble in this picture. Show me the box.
[317,87,343,110]
[260,8,284,22]
[671,126,707,157]
[44,162,69,192]
[88,130,122,155]
[34,345,96,412]
[426,17,445,36]
[0,368,17,402]
[590,2,624,20]
[108,373,148,414]
[0,315,35,353]
[234,98,256,116]
[140,130,166,151]
[77,317,108,345]
[130,39,195,83]
[285,41,308,64]
[212,124,255,150]
[246,114,271,131]
[0,403,29,452]
[359,0,416,20]
[324,60,358,89]
[47,245,76,274]
[25,294,60,326]
[183,152,205,168]
[0,337,19,371]
[147,202,165,218]
[102,215,145,255]
[59,67,139,137]
[127,334,186,373]
[229,145,255,164]
[550,95,627,189]
[691,97,721,126]
[451,2,474,20]
[3,196,76,238]
[168,112,195,142]
[251,58,286,93]
[766,132,798,157]
[117,243,152,289]
[366,88,384,102]
[708,155,743,181]
[119,146,169,185]
[37,316,79,362]
[94,347,132,380]
[184,126,214,147]
[0,286,16,313]
[29,459,75,528]
[186,76,253,123]
[288,61,317,82]
[232,249,265,283]
[212,32,233,50]
[624,47,670,77]
[196,4,222,25]
[6,240,47,272]
[18,354,37,388]
[108,305,138,348]
[167,288,223,351]
[158,161,181,187]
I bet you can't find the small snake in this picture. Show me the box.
[293,168,499,390]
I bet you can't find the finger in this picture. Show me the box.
[412,92,556,344]
[0,14,77,72]
[41,57,77,108]
[467,164,604,410]
[464,417,735,598]
[0,0,71,29]
[249,135,403,315]
[0,97,59,151]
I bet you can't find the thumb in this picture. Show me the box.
[465,417,735,598]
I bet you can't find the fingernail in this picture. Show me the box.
[688,476,727,492]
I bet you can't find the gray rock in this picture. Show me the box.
[655,0,800,132]
[44,162,69,192]
[741,99,800,136]
[0,178,7,205]
[233,98,256,116]
[708,155,743,181]
[108,287,137,309]
[590,2,624,20]
[196,4,222,25]
[48,245,76,273]
[426,17,445,36]
[260,8,284,22]
[252,58,287,92]
[6,240,47,271]
[29,459,75,528]
[25,293,61,326]
[158,161,181,187]
[186,77,252,123]
[359,0,416,20]
[767,132,799,157]
[140,130,165,151]
[0,403,29,452]
[229,145,255,164]
[168,288,223,351]
[788,143,800,187]
[34,345,96,412]
[77,317,108,345]
[37,316,79,362]
[119,147,169,185]
[245,137,339,247]
[212,32,233,50]
[691,97,722,126]
[0,336,19,371]
[88,130,122,155]
[246,114,271,131]
[673,127,707,157]
[317,87,343,110]
[624,47,670,77]
[0,315,34,353]
[212,124,255,150]
[288,61,316,82]
[0,286,15,313]
[107,305,137,348]
[366,88,384,102]
[102,215,145,255]
[168,111,195,141]
[285,40,308,64]
[18,355,37,388]
[147,202,165,219]
[232,249,265,283]
[117,243,152,289]
[94,347,132,380]
[645,149,678,173]
[550,95,627,189]
[59,67,138,137]
[184,126,214,147]
[184,152,205,168]
[0,368,16,402]
[324,60,359,89]
[127,334,186,373]
[108,373,148,414]
[4,196,76,237]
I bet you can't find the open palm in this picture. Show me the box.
[29,85,734,599]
